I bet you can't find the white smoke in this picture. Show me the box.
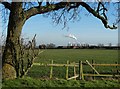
[65,34,77,40]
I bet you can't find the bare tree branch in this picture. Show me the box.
[79,2,117,29]
[24,2,72,19]
[38,1,43,7]
[25,1,117,29]
[0,2,11,10]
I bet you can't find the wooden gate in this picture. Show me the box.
[33,60,120,80]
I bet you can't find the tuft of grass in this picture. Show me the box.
[2,77,120,88]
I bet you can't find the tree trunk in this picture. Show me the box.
[2,3,26,80]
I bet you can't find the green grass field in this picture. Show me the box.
[35,49,118,63]
[27,49,118,79]
[2,49,119,88]
[2,77,120,88]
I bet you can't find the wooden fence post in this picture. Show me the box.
[73,62,76,80]
[115,62,119,74]
[80,61,84,80]
[66,60,69,80]
[79,61,80,80]
[92,60,95,80]
[79,61,84,80]
[50,60,53,79]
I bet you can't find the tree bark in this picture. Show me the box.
[2,3,26,80]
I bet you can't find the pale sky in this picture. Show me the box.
[0,2,119,46]
[22,3,118,46]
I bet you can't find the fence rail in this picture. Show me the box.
[33,63,120,67]
[33,60,120,80]
[83,74,120,77]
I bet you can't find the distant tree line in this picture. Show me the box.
[37,43,120,50]
[1,43,119,50]
[38,43,56,49]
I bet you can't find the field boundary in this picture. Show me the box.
[33,60,120,80]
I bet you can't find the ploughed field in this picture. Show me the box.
[26,49,118,79]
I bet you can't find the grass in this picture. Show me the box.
[35,49,118,63]
[26,49,118,79]
[2,77,120,88]
[2,49,119,88]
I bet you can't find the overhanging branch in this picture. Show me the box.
[24,1,117,29]
[0,2,11,10]
[24,2,69,19]
[79,2,117,29]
